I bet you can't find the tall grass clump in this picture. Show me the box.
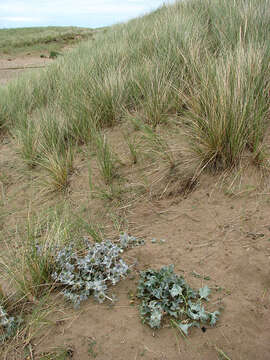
[13,107,75,191]
[0,72,51,130]
[183,43,270,170]
[123,131,141,164]
[0,210,78,299]
[129,60,177,127]
[0,222,57,299]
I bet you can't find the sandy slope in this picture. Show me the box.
[0,56,52,85]
[1,134,269,359]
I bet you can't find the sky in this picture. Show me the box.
[0,0,174,29]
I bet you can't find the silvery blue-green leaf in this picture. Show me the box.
[152,288,163,299]
[171,300,181,310]
[198,305,209,322]
[186,287,198,299]
[176,321,199,336]
[209,310,220,326]
[199,285,211,300]
[145,276,157,287]
[187,308,200,320]
[51,237,135,307]
[170,284,183,297]
[149,309,162,328]
[148,300,160,310]
[167,309,178,318]
[187,301,204,320]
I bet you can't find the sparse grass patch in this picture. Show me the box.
[123,131,141,165]
[0,26,94,56]
[136,119,176,169]
[49,51,62,59]
[95,132,118,185]
[0,231,56,300]
[149,160,199,199]
[38,347,74,360]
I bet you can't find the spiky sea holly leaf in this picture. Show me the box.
[119,233,145,248]
[149,308,163,328]
[175,321,199,336]
[145,275,158,288]
[152,287,163,299]
[167,309,178,318]
[199,307,209,322]
[199,285,211,300]
[187,301,201,320]
[0,304,22,344]
[209,310,220,326]
[170,300,181,310]
[186,286,198,299]
[170,284,183,297]
[187,301,209,322]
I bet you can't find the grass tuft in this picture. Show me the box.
[95,132,117,185]
[38,145,74,193]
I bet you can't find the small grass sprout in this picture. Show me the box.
[123,131,141,164]
[95,133,117,184]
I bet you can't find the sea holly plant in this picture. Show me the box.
[137,265,220,334]
[118,232,145,249]
[52,233,143,308]
[0,304,22,344]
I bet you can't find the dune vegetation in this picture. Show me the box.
[0,26,95,56]
[1,0,269,173]
[0,0,269,358]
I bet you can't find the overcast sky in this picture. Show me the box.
[0,0,174,29]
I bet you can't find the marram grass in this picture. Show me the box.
[0,0,269,182]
